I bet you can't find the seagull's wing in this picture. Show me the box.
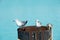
[22,21,28,26]
[37,22,41,27]
[15,19,23,26]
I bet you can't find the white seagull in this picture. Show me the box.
[13,19,28,28]
[47,23,52,30]
[47,23,52,27]
[35,19,42,27]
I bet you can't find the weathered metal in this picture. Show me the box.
[17,26,52,40]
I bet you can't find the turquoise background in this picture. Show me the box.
[0,0,60,40]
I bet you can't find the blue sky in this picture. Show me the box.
[0,0,60,40]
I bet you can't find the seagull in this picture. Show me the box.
[47,23,52,27]
[47,23,52,30]
[35,19,42,27]
[13,19,28,28]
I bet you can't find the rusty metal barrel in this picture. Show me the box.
[17,26,52,40]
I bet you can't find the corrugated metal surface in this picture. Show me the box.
[17,26,52,40]
[18,31,30,40]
